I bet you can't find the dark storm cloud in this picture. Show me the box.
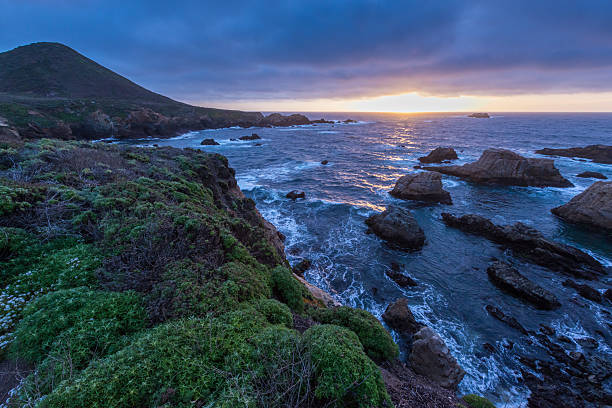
[1,0,612,102]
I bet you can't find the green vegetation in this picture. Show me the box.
[310,306,398,362]
[462,394,496,408]
[0,139,396,407]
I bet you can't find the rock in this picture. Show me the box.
[292,259,312,276]
[0,124,23,147]
[365,206,425,250]
[535,145,612,164]
[390,172,452,204]
[343,119,357,123]
[424,149,573,187]
[320,160,329,165]
[485,304,529,335]
[468,113,490,118]
[263,113,310,127]
[441,213,605,280]
[562,279,602,303]
[487,262,560,309]
[382,298,422,335]
[254,143,262,146]
[200,138,219,145]
[385,268,418,287]
[418,147,458,164]
[551,181,612,231]
[286,190,306,200]
[409,326,466,389]
[239,133,261,141]
[539,325,556,336]
[576,171,607,179]
[73,109,115,139]
[413,165,422,169]
[292,273,341,308]
[604,289,612,302]
[483,343,496,353]
[576,337,598,349]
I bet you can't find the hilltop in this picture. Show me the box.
[0,42,310,139]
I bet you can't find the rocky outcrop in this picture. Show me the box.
[551,181,612,231]
[201,138,219,146]
[424,149,573,187]
[0,123,22,147]
[385,266,418,288]
[418,147,458,164]
[562,279,603,303]
[365,206,425,250]
[441,213,605,280]
[576,171,607,179]
[293,273,341,308]
[382,298,422,335]
[263,113,310,127]
[286,190,306,200]
[239,133,261,141]
[408,327,466,389]
[292,259,312,276]
[468,113,490,118]
[390,172,452,204]
[487,262,560,309]
[535,145,612,164]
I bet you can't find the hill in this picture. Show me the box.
[0,42,310,139]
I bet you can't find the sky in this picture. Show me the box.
[1,0,612,112]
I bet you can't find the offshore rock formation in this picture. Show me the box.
[200,138,219,146]
[409,327,466,390]
[442,213,606,280]
[424,149,573,187]
[487,262,560,309]
[552,181,612,231]
[468,113,490,118]
[535,144,612,164]
[576,171,607,179]
[365,206,425,250]
[390,172,452,204]
[418,147,458,164]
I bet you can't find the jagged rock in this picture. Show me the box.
[562,279,602,303]
[576,171,607,179]
[365,206,425,250]
[286,190,306,200]
[408,326,466,389]
[487,262,560,309]
[424,149,573,187]
[385,268,418,288]
[551,181,612,231]
[485,305,529,335]
[418,147,458,164]
[292,259,312,276]
[382,298,422,335]
[468,113,490,118]
[200,138,219,145]
[239,133,261,141]
[441,213,605,280]
[390,172,452,204]
[535,145,612,164]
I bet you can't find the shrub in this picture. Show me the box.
[252,298,293,327]
[11,287,146,363]
[271,266,306,313]
[462,394,496,408]
[310,306,398,362]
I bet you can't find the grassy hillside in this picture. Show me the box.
[0,138,398,407]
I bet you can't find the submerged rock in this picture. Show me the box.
[487,262,561,310]
[382,298,422,335]
[385,268,418,288]
[576,171,607,179]
[535,144,612,164]
[409,326,466,390]
[562,279,603,303]
[468,113,490,118]
[424,149,573,187]
[286,190,306,200]
[200,138,219,145]
[418,147,459,164]
[551,181,612,231]
[365,206,425,250]
[441,213,605,280]
[485,304,529,335]
[390,172,452,204]
[239,133,261,141]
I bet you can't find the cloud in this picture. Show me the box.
[1,0,612,103]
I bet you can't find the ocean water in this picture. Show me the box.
[120,113,612,406]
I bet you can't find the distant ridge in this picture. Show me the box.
[0,42,311,139]
[0,42,173,102]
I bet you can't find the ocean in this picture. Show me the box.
[119,112,612,406]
